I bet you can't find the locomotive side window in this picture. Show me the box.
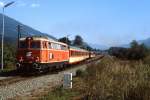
[43,41,47,48]
[19,41,27,48]
[31,41,40,48]
[57,44,61,50]
[51,43,61,50]
[48,42,52,49]
[61,45,67,50]
[51,43,56,49]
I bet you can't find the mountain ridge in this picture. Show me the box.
[0,13,57,43]
[120,37,150,48]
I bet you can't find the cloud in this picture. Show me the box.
[0,1,4,8]
[31,3,40,8]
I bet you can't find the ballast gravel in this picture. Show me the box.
[0,64,88,100]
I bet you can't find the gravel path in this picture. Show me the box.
[0,77,12,80]
[0,63,89,100]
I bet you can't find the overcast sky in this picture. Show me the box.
[0,0,150,47]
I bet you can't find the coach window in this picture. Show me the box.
[76,52,78,56]
[77,52,79,56]
[70,51,72,56]
[72,51,75,56]
[75,51,77,56]
[72,51,74,56]
[71,51,73,56]
[73,51,75,56]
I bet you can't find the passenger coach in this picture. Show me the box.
[69,46,89,64]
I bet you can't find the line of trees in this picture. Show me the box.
[108,40,149,60]
[58,35,93,51]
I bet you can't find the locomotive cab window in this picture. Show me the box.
[19,41,27,48]
[31,41,40,48]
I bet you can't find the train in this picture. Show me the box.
[16,36,96,72]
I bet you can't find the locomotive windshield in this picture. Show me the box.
[31,41,40,48]
[19,41,40,49]
[19,41,27,48]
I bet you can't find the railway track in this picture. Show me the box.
[0,77,26,86]
[0,56,104,99]
[0,55,103,87]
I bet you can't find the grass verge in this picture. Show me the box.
[41,56,150,100]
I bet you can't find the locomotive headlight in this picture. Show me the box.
[35,57,39,62]
[16,63,21,68]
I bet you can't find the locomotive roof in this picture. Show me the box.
[19,37,68,46]
[69,46,88,52]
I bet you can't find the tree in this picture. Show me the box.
[126,41,148,60]
[58,37,71,45]
[86,45,93,51]
[130,40,138,49]
[0,43,16,69]
[73,35,83,46]
[108,41,148,60]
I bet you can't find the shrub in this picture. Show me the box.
[79,57,150,100]
[0,43,16,69]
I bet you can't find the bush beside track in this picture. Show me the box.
[41,56,150,100]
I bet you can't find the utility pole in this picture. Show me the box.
[1,1,15,70]
[17,25,22,48]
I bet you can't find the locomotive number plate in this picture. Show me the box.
[26,52,32,57]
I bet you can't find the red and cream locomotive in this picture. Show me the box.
[16,36,93,72]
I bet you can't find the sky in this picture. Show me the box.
[0,0,150,47]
